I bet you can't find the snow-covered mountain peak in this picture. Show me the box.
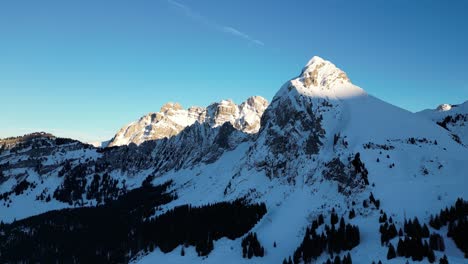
[276,56,365,101]
[436,103,452,112]
[300,56,351,89]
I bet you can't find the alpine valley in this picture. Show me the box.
[1,56,467,264]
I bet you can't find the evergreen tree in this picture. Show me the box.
[397,238,405,257]
[333,255,341,264]
[422,224,430,238]
[427,247,435,263]
[387,243,396,259]
[348,209,355,219]
[342,253,352,264]
[331,211,339,226]
[319,214,325,225]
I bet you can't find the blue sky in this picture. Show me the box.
[1,0,467,142]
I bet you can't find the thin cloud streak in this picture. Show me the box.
[222,26,264,46]
[167,0,264,46]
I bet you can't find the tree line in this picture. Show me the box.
[0,181,267,263]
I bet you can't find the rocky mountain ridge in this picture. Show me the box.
[108,96,268,147]
[1,56,467,264]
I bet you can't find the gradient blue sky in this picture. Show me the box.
[1,0,467,142]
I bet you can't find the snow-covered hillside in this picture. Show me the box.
[417,101,468,146]
[0,56,467,264]
[108,96,268,147]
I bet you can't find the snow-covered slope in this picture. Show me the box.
[1,56,467,264]
[134,56,468,263]
[417,101,468,146]
[108,96,268,147]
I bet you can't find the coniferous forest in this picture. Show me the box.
[429,198,468,258]
[284,209,360,264]
[241,232,265,258]
[0,181,267,263]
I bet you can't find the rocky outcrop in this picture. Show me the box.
[108,96,268,147]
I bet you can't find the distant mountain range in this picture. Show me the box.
[0,56,467,264]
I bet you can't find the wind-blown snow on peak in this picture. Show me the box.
[108,96,269,147]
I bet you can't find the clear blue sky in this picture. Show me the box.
[1,0,467,142]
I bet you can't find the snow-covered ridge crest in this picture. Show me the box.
[108,96,268,147]
[436,104,453,112]
[416,100,468,146]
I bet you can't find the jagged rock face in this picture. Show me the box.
[247,57,359,179]
[108,103,202,147]
[108,96,268,147]
[250,90,326,179]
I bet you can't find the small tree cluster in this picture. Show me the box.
[447,217,468,258]
[404,218,430,239]
[1,179,36,202]
[429,198,468,258]
[378,210,397,245]
[439,255,449,264]
[388,217,434,262]
[285,212,360,264]
[429,233,445,252]
[380,222,398,245]
[241,232,264,258]
[396,236,435,262]
[379,212,387,223]
[323,252,352,264]
[430,198,468,229]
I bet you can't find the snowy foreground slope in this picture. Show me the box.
[1,56,467,264]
